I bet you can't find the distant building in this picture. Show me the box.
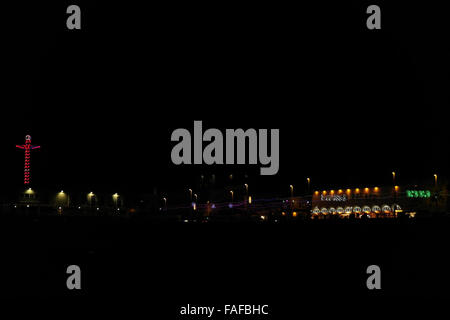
[311,185,446,218]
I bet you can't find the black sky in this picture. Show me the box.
[2,1,449,199]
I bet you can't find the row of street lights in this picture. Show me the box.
[158,172,441,212]
[289,173,439,198]
[54,190,121,208]
[188,188,198,202]
[289,177,311,198]
[187,179,307,205]
[46,171,441,210]
[185,184,250,206]
[392,171,438,187]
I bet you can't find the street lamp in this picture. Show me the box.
[24,188,35,199]
[87,192,95,207]
[113,193,119,208]
[392,172,396,186]
[57,190,69,208]
[244,184,248,197]
[193,193,198,202]
[290,185,294,198]
[230,190,234,203]
[434,174,438,187]
[307,178,310,192]
[188,188,192,202]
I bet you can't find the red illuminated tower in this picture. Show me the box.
[16,135,40,185]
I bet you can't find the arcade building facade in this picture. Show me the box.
[311,185,445,218]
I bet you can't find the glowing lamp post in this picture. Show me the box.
[24,188,35,197]
[87,192,95,207]
[56,190,69,212]
[394,185,399,200]
[162,197,167,211]
[113,193,120,209]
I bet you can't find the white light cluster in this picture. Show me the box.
[312,204,401,214]
[320,194,347,201]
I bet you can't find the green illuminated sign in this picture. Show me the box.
[406,190,431,198]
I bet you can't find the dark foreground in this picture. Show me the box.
[1,216,449,315]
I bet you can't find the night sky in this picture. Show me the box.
[2,1,450,304]
[2,1,449,199]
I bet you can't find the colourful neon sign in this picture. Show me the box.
[406,190,431,198]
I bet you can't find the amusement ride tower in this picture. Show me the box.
[16,135,40,185]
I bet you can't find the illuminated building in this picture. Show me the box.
[311,185,445,218]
